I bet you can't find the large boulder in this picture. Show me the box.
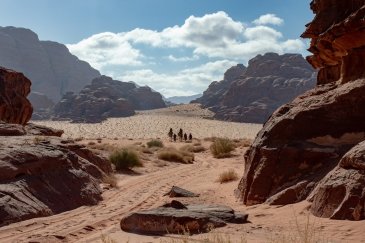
[0,67,33,124]
[120,201,248,235]
[237,0,365,220]
[192,54,316,123]
[53,75,166,123]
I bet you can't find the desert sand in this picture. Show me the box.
[0,105,364,243]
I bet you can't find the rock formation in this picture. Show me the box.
[192,55,316,123]
[28,92,55,120]
[237,0,365,220]
[0,67,112,226]
[0,67,33,124]
[120,200,248,234]
[0,26,100,102]
[53,75,166,123]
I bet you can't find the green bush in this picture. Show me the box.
[109,149,142,171]
[147,139,164,148]
[210,138,235,158]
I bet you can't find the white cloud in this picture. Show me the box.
[118,60,236,97]
[67,32,143,69]
[252,14,284,26]
[166,55,199,62]
[66,12,308,96]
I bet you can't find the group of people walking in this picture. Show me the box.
[168,128,192,142]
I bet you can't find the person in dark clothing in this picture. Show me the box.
[184,133,187,141]
[173,133,177,142]
[178,128,183,141]
[168,128,173,141]
[189,133,192,141]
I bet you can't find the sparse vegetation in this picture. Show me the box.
[88,141,96,146]
[109,148,143,170]
[217,169,239,183]
[147,139,164,148]
[158,147,194,164]
[181,144,206,153]
[210,138,235,158]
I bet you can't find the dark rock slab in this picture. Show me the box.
[120,201,248,235]
[164,186,200,198]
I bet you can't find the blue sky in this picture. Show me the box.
[2,0,313,97]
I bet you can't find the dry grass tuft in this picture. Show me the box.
[109,148,143,171]
[210,138,235,158]
[217,169,239,183]
[158,147,194,164]
[147,139,164,148]
[181,144,206,153]
[33,136,49,144]
[100,234,118,243]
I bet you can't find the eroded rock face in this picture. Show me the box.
[28,92,55,120]
[192,54,316,123]
[0,27,100,102]
[53,76,166,123]
[237,0,365,220]
[0,126,111,227]
[0,67,33,124]
[309,141,365,220]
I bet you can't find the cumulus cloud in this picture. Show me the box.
[67,32,143,69]
[67,11,307,96]
[252,14,284,26]
[119,60,236,97]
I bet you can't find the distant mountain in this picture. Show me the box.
[192,53,316,123]
[0,26,100,102]
[166,94,202,104]
[53,75,166,123]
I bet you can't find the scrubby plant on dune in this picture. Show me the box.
[109,148,143,170]
[210,138,235,158]
[217,169,239,183]
[181,144,206,153]
[157,147,194,164]
[147,139,164,148]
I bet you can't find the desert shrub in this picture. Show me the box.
[109,148,143,171]
[147,139,164,148]
[181,144,206,153]
[33,136,49,144]
[88,141,96,146]
[158,147,194,164]
[217,169,239,183]
[210,138,235,158]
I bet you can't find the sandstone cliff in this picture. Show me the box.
[0,26,100,102]
[238,0,365,220]
[192,54,316,123]
[53,75,166,123]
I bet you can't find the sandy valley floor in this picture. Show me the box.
[0,105,364,243]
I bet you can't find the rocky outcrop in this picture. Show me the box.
[0,67,112,226]
[53,76,166,123]
[0,132,111,227]
[164,186,200,197]
[309,141,365,220]
[237,0,365,220]
[120,200,248,235]
[192,54,316,123]
[28,92,55,120]
[0,67,33,124]
[0,26,100,102]
[193,64,246,108]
